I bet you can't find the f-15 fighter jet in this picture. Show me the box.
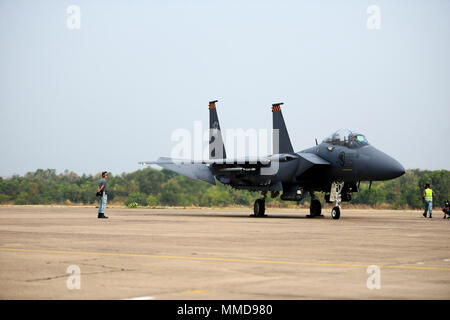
[141,100,405,219]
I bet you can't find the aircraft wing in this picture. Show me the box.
[139,156,274,184]
[140,153,329,184]
[140,156,271,166]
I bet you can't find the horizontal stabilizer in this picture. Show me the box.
[140,157,216,184]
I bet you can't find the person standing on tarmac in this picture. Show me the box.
[422,183,435,219]
[98,171,109,219]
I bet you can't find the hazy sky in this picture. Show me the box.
[0,0,449,177]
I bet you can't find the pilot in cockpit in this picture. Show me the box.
[324,129,369,149]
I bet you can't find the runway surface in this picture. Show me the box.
[0,206,449,299]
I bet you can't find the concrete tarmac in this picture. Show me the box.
[0,206,449,299]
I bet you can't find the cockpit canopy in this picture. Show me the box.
[323,129,369,149]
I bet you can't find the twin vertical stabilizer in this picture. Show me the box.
[272,103,294,154]
[208,100,293,159]
[209,100,227,160]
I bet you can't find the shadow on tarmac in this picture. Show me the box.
[140,212,333,220]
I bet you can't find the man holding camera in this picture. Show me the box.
[97,171,109,219]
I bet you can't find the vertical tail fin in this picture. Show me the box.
[209,100,227,159]
[272,102,294,154]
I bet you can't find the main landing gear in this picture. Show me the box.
[307,192,323,218]
[252,192,267,217]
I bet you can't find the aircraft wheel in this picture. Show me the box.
[310,199,322,216]
[254,199,266,217]
[331,206,341,220]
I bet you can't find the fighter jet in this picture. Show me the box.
[141,100,405,219]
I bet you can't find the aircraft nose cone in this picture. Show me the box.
[384,158,405,179]
[363,147,405,180]
[375,154,405,180]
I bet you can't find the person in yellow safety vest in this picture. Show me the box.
[422,183,436,218]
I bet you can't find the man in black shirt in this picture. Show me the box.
[98,171,108,219]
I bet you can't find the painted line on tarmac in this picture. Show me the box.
[1,247,450,271]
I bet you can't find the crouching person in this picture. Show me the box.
[443,200,450,219]
[97,171,108,219]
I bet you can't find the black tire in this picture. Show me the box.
[310,199,322,216]
[254,199,265,216]
[331,206,341,220]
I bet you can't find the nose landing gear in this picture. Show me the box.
[330,181,344,220]
[331,206,340,219]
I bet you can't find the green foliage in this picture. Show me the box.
[0,168,448,209]
[352,169,449,209]
[125,192,147,206]
[0,194,10,204]
[15,192,30,205]
[146,194,158,207]
[127,202,138,208]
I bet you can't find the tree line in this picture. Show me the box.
[0,168,448,209]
